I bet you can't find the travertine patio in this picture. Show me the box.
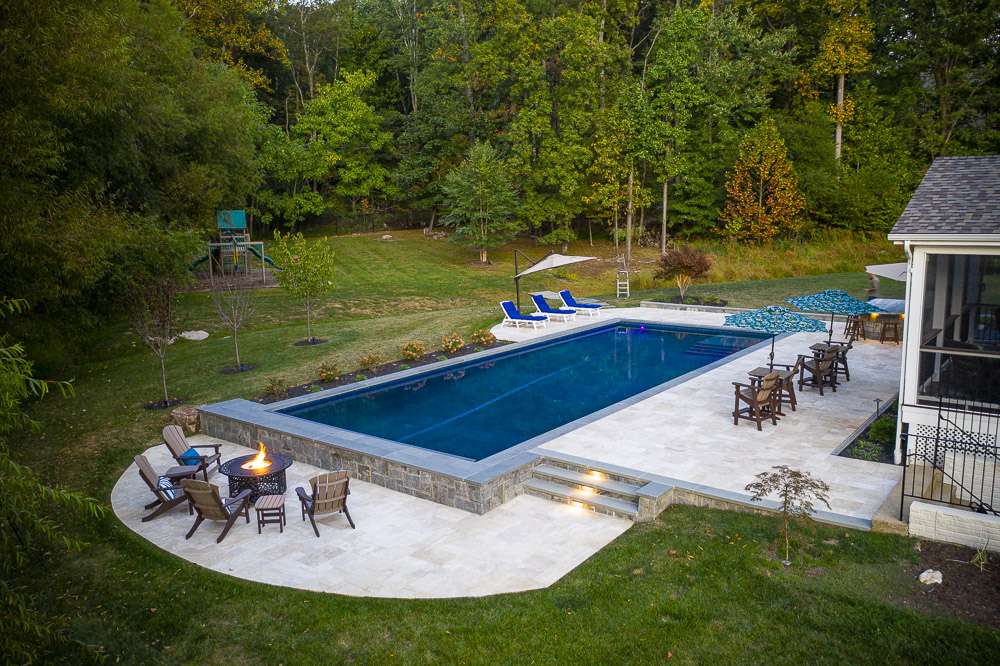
[496,306,903,523]
[112,440,630,598]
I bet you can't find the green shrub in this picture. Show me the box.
[317,360,340,382]
[441,332,465,354]
[401,340,427,360]
[867,414,897,446]
[470,329,496,346]
[851,438,883,462]
[262,377,289,399]
[357,351,386,370]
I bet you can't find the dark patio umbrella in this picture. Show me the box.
[786,289,881,342]
[724,305,828,363]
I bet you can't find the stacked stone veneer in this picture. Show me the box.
[200,410,537,514]
[909,501,1000,553]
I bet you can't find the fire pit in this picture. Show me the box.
[218,443,293,501]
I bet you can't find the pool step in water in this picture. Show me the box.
[524,462,643,520]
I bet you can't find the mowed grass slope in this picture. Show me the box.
[19,229,993,665]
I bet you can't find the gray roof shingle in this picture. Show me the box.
[889,155,1000,237]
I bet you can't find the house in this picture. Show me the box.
[887,155,1000,537]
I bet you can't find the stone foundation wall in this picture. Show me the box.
[909,501,1000,552]
[200,410,536,514]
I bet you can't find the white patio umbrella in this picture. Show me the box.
[513,252,597,309]
[865,262,908,282]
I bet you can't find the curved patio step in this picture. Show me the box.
[523,477,639,520]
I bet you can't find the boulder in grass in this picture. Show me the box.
[170,405,200,435]
[918,568,943,585]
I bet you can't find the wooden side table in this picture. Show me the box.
[879,316,902,344]
[255,494,286,534]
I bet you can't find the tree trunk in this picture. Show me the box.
[233,329,241,368]
[612,207,619,256]
[588,219,593,246]
[159,353,168,405]
[625,169,635,269]
[660,179,669,255]
[480,248,488,263]
[428,208,436,232]
[306,302,313,341]
[834,73,845,161]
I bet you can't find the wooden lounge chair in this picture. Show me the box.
[764,358,801,413]
[798,348,838,395]
[180,479,252,543]
[135,454,198,522]
[733,371,781,430]
[162,425,221,480]
[295,471,355,537]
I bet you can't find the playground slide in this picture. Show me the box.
[187,247,280,271]
[244,244,279,268]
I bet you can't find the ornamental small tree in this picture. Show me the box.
[442,141,521,263]
[123,229,200,407]
[655,245,712,303]
[211,276,256,371]
[745,465,831,565]
[272,231,336,344]
[721,118,806,242]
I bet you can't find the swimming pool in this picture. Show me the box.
[278,322,768,461]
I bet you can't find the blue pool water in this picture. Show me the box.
[280,322,767,461]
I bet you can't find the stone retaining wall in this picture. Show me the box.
[200,410,536,514]
[909,501,1000,552]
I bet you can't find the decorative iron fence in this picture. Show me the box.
[900,392,999,519]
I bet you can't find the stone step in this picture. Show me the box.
[533,464,643,502]
[523,477,638,519]
[536,454,647,487]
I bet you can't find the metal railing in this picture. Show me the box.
[900,391,999,518]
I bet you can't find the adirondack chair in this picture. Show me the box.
[798,348,838,395]
[162,425,221,480]
[180,479,252,544]
[134,454,198,522]
[733,371,781,430]
[764,357,802,413]
[295,471,355,537]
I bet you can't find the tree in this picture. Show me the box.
[294,70,395,218]
[721,118,806,242]
[442,142,520,263]
[211,277,257,371]
[271,231,336,343]
[124,230,201,407]
[655,246,712,303]
[745,465,831,565]
[0,298,103,663]
[812,0,874,161]
[178,0,289,91]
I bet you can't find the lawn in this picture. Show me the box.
[15,230,998,664]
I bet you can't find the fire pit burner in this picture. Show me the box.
[219,452,293,501]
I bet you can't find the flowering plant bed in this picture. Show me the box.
[257,338,509,403]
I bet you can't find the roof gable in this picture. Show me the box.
[889,156,1000,238]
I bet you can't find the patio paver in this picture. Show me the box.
[112,441,630,598]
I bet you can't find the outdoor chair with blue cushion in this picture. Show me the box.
[530,294,576,322]
[134,454,198,522]
[559,290,602,317]
[162,425,221,480]
[500,300,548,329]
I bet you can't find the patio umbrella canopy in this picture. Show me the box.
[865,262,908,282]
[514,253,596,278]
[724,305,828,363]
[786,289,881,342]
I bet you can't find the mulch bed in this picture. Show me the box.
[220,363,256,374]
[257,339,509,404]
[901,540,1000,630]
[143,398,184,410]
[667,295,729,307]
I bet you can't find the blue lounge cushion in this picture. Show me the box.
[179,447,201,466]
[559,290,601,309]
[501,301,546,321]
[156,476,176,500]
[531,294,574,315]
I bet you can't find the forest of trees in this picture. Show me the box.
[1,0,998,362]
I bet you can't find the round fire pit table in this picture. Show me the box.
[219,453,293,502]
